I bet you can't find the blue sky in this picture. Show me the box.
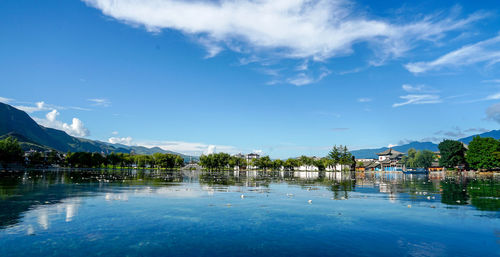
[1,0,500,158]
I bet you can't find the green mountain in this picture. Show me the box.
[0,103,196,161]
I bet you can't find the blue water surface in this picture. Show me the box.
[0,170,498,256]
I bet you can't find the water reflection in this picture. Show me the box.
[0,169,499,230]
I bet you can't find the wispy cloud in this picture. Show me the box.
[137,140,238,155]
[0,96,13,104]
[88,98,111,107]
[83,0,486,85]
[434,126,490,140]
[34,109,90,137]
[357,97,372,103]
[485,92,500,100]
[482,79,500,84]
[402,84,437,93]
[286,70,330,86]
[15,101,50,113]
[312,111,341,118]
[393,84,442,107]
[393,94,441,107]
[464,127,489,133]
[12,101,90,113]
[435,127,466,138]
[405,34,500,74]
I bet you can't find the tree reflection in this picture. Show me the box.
[0,169,498,230]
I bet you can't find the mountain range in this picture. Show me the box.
[0,103,197,161]
[1,102,499,160]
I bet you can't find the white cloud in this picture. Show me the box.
[88,98,111,107]
[206,145,216,155]
[486,92,500,100]
[15,101,49,113]
[296,60,309,71]
[286,70,330,86]
[393,94,441,107]
[111,131,119,135]
[401,84,437,93]
[0,96,13,104]
[108,136,133,145]
[252,150,263,155]
[83,0,484,64]
[137,141,237,155]
[482,79,500,84]
[486,102,500,124]
[34,110,90,137]
[46,109,58,122]
[357,97,372,103]
[388,144,397,148]
[405,34,500,74]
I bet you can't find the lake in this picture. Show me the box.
[0,169,498,256]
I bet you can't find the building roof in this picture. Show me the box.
[376,148,404,156]
[365,162,380,169]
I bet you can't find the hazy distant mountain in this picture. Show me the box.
[0,103,196,161]
[458,130,500,144]
[351,130,500,159]
[351,142,439,159]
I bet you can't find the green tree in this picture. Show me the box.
[91,153,106,168]
[107,152,121,168]
[340,146,354,168]
[272,159,284,170]
[328,145,353,171]
[298,156,313,171]
[0,137,24,167]
[27,151,44,166]
[229,156,246,169]
[402,148,418,168]
[466,136,500,171]
[47,150,61,166]
[255,156,273,170]
[314,158,329,171]
[414,150,435,169]
[284,158,300,171]
[175,155,184,168]
[438,140,467,168]
[199,153,231,171]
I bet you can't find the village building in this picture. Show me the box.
[376,148,405,171]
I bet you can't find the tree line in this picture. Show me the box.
[439,137,500,171]
[401,149,436,169]
[2,135,500,171]
[64,152,184,169]
[199,145,354,171]
[396,137,500,171]
[0,137,185,169]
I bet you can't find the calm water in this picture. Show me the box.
[0,169,499,257]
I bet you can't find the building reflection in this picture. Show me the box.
[0,169,498,231]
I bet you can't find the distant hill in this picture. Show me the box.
[0,103,197,161]
[351,130,500,159]
[351,141,439,159]
[458,130,500,144]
